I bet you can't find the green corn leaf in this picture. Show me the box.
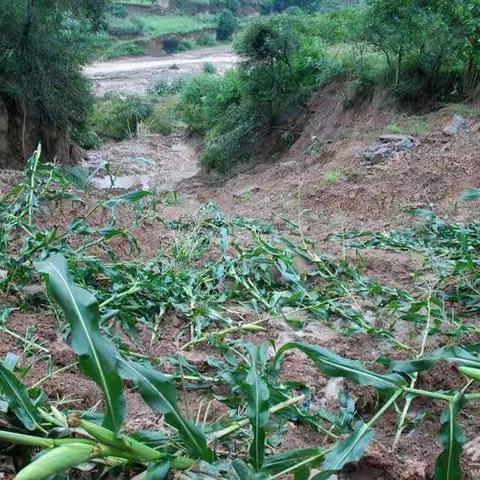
[229,459,270,480]
[275,343,406,390]
[312,421,375,480]
[35,254,125,433]
[0,361,42,431]
[117,358,214,461]
[392,346,480,373]
[435,393,465,480]
[242,344,270,471]
[263,448,324,477]
[16,443,96,480]
[104,190,150,208]
[146,460,171,480]
[461,188,480,201]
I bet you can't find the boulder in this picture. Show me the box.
[443,114,468,136]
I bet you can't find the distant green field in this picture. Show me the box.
[137,15,216,37]
[114,0,156,4]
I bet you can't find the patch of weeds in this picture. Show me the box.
[141,96,182,136]
[92,94,153,140]
[203,62,217,74]
[385,116,428,136]
[323,169,344,185]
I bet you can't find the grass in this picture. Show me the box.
[323,169,345,184]
[385,115,429,136]
[136,14,216,37]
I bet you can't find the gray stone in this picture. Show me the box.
[233,185,260,199]
[394,136,415,151]
[362,144,392,163]
[0,270,7,281]
[443,114,468,136]
[379,134,412,143]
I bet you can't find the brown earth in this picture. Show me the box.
[2,84,480,478]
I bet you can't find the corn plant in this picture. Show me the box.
[2,153,480,478]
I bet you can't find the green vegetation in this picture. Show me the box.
[0,1,104,135]
[216,9,238,40]
[138,14,216,36]
[2,149,480,478]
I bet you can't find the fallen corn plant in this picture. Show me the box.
[0,253,478,478]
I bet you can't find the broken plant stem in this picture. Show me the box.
[99,284,142,309]
[209,394,305,442]
[180,318,268,351]
[393,290,433,452]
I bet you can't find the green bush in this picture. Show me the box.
[92,95,153,140]
[196,34,217,47]
[361,0,480,102]
[144,96,182,135]
[216,9,237,41]
[178,38,195,50]
[106,15,144,36]
[149,78,187,97]
[203,62,217,74]
[106,3,128,18]
[181,14,328,173]
[101,39,147,60]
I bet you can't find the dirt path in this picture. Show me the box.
[85,45,237,96]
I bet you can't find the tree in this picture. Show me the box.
[361,0,480,101]
[0,0,106,165]
[216,9,237,41]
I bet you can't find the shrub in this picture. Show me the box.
[181,14,328,173]
[106,3,128,18]
[71,126,102,150]
[361,0,480,102]
[196,34,217,47]
[178,38,195,51]
[101,39,147,60]
[92,95,153,140]
[106,15,144,37]
[149,78,187,97]
[203,62,217,74]
[216,9,237,41]
[144,96,182,136]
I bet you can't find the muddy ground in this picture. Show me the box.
[85,45,237,96]
[2,65,480,478]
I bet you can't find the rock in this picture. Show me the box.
[169,63,180,70]
[362,144,392,163]
[0,270,7,281]
[395,136,415,151]
[378,134,412,143]
[443,114,468,136]
[23,284,46,299]
[233,185,260,199]
[362,134,415,163]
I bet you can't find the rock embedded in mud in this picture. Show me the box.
[443,114,468,136]
[361,134,415,163]
[233,185,260,199]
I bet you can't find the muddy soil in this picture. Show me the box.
[84,132,200,191]
[85,45,237,96]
